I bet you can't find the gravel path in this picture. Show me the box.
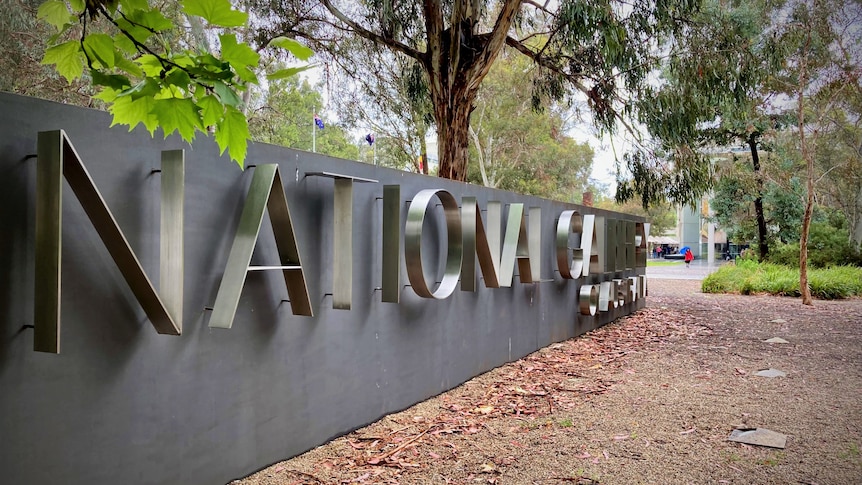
[234,279,862,485]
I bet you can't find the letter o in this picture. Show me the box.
[579,284,598,316]
[405,189,463,299]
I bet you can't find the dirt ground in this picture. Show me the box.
[234,279,862,485]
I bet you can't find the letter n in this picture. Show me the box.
[34,130,183,353]
[209,164,312,329]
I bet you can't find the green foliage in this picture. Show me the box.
[37,0,312,168]
[466,52,593,201]
[767,220,862,268]
[702,262,862,299]
[594,197,677,236]
[710,153,806,249]
[247,75,359,161]
[181,0,247,27]
[617,0,777,208]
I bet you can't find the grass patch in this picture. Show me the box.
[647,260,685,267]
[557,418,573,428]
[702,261,862,299]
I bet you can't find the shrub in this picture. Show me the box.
[765,223,862,268]
[701,262,862,299]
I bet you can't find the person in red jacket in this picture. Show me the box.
[684,248,694,267]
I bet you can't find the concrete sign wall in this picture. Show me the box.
[0,93,645,485]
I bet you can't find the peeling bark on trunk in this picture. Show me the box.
[435,98,474,180]
[419,135,429,175]
[748,134,769,261]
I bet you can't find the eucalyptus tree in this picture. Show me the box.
[467,49,593,201]
[816,89,862,250]
[769,0,861,305]
[326,40,434,174]
[247,74,359,160]
[247,0,733,200]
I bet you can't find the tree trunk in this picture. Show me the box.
[748,134,769,261]
[469,125,490,186]
[852,184,862,251]
[434,95,473,181]
[797,39,813,306]
[800,168,814,305]
[419,135,429,175]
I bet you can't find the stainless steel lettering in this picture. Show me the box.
[34,130,182,353]
[210,164,312,329]
[405,189,463,299]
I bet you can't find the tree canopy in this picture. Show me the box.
[248,0,726,198]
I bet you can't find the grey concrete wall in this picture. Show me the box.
[0,93,644,485]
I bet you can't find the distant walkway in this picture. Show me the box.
[645,258,727,280]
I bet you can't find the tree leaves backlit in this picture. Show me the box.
[37,0,312,168]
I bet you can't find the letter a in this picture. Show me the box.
[210,164,313,329]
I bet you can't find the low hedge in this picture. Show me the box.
[701,260,862,299]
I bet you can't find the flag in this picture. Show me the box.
[314,114,324,130]
[365,133,375,146]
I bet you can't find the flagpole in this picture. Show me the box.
[373,141,377,166]
[312,111,316,153]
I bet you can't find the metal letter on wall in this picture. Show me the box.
[579,284,598,316]
[635,222,650,268]
[498,204,540,286]
[528,207,542,281]
[305,172,377,310]
[625,220,636,270]
[461,197,501,291]
[556,210,583,279]
[615,219,626,272]
[332,178,353,309]
[381,185,401,303]
[210,164,312,329]
[34,130,182,353]
[599,280,618,312]
[405,189,463,299]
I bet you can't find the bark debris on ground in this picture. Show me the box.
[234,279,862,484]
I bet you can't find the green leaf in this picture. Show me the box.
[119,0,149,11]
[83,34,116,68]
[182,0,247,28]
[215,105,249,167]
[126,9,173,31]
[219,33,259,83]
[109,94,158,134]
[151,98,204,143]
[113,18,153,44]
[69,0,85,11]
[42,40,83,83]
[90,69,131,91]
[164,68,192,91]
[136,54,164,76]
[268,37,314,61]
[37,1,74,30]
[267,64,314,81]
[113,33,137,54]
[197,95,223,127]
[213,80,242,107]
[115,56,144,77]
[93,87,120,103]
[122,78,161,100]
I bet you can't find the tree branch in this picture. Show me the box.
[464,0,521,84]
[319,0,423,61]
